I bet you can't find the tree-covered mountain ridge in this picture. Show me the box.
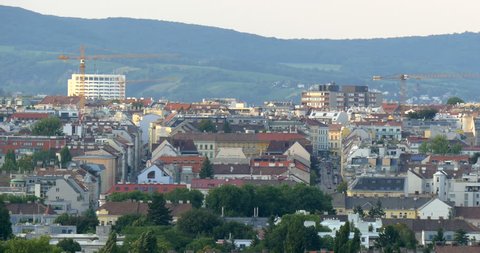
[1,5,479,103]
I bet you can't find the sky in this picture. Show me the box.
[1,0,479,39]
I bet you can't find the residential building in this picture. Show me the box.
[137,164,173,184]
[304,119,329,156]
[67,74,126,100]
[301,83,382,110]
[347,177,407,197]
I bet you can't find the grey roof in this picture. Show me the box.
[224,217,269,229]
[351,177,405,192]
[345,196,431,210]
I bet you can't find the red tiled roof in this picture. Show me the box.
[165,103,191,111]
[106,183,186,194]
[38,96,81,105]
[430,155,469,162]
[9,112,49,121]
[6,203,56,215]
[191,178,245,189]
[157,156,204,173]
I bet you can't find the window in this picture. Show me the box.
[147,171,155,179]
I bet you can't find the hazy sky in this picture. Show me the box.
[1,0,479,39]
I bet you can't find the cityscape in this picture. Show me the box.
[0,1,480,253]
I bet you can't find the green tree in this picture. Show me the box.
[32,149,58,167]
[198,119,217,133]
[199,157,214,179]
[419,135,463,155]
[454,229,469,245]
[213,221,256,240]
[17,155,34,172]
[447,96,465,105]
[31,116,63,136]
[368,200,386,218]
[336,181,348,194]
[98,232,120,253]
[165,188,204,208]
[376,224,417,252]
[353,205,365,218]
[57,238,81,253]
[177,208,222,236]
[107,191,152,202]
[1,150,17,172]
[147,194,172,225]
[222,120,232,133]
[0,201,12,240]
[54,208,98,234]
[113,214,149,233]
[433,228,445,245]
[132,230,158,253]
[407,108,438,120]
[1,159,16,172]
[333,221,360,253]
[2,236,62,253]
[60,146,72,167]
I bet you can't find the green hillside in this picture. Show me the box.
[0,6,479,103]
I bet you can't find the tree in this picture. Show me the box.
[60,146,72,167]
[1,150,16,172]
[198,119,217,133]
[336,181,348,194]
[98,232,119,253]
[54,208,98,234]
[353,205,365,218]
[0,201,12,240]
[454,229,469,245]
[333,221,360,253]
[2,236,62,253]
[17,155,34,172]
[165,188,204,208]
[57,238,81,253]
[31,116,63,136]
[199,157,214,179]
[368,200,385,218]
[147,194,172,225]
[376,224,417,252]
[407,108,438,120]
[418,135,462,155]
[222,120,232,133]
[113,214,149,233]
[177,209,222,236]
[433,228,445,245]
[132,230,158,253]
[447,96,465,105]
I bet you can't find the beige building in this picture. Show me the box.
[328,124,343,157]
[67,74,126,100]
[73,150,119,194]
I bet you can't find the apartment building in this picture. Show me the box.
[301,83,382,110]
[67,74,126,100]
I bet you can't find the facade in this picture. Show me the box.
[301,83,382,110]
[304,119,329,156]
[328,124,343,157]
[67,74,126,100]
[0,136,66,156]
[137,164,173,184]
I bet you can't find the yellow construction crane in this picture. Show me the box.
[373,73,480,109]
[58,45,176,107]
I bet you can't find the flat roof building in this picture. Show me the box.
[68,74,126,100]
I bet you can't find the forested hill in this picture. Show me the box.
[1,5,479,103]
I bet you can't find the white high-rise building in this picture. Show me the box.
[67,74,126,100]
